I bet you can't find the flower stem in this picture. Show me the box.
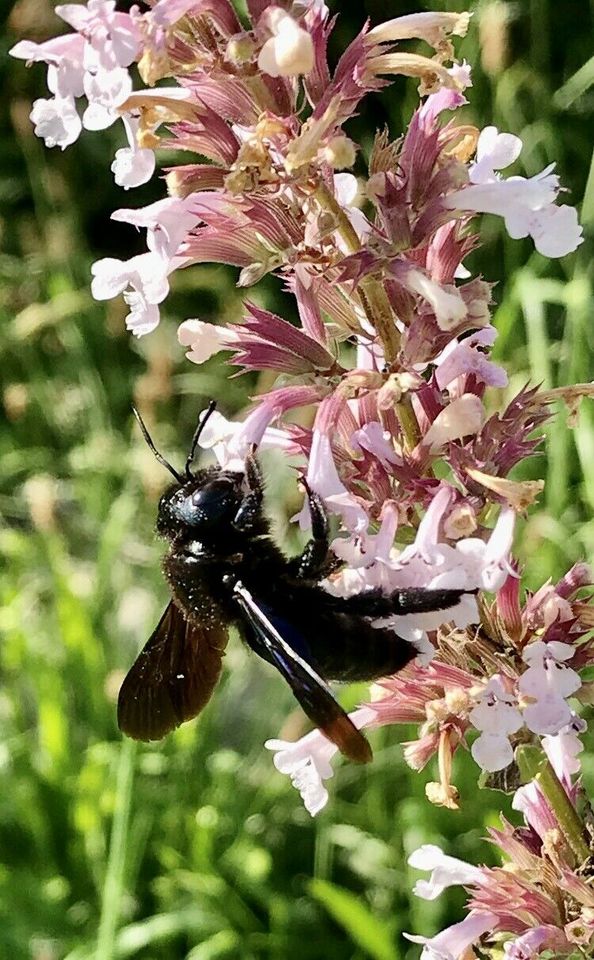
[314,182,400,362]
[517,745,590,865]
[396,396,421,451]
[96,738,137,960]
[538,759,590,864]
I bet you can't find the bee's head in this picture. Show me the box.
[133,401,244,540]
[156,470,244,540]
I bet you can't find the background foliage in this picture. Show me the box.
[2,0,594,957]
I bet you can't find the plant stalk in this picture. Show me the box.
[95,738,137,960]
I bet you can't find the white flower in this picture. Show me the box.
[55,1,141,70]
[178,319,238,364]
[521,641,581,697]
[519,641,581,735]
[82,66,132,131]
[445,126,583,258]
[422,394,486,452]
[30,97,82,150]
[454,506,516,592]
[407,269,467,331]
[469,126,522,184]
[542,715,587,782]
[10,35,86,98]
[91,197,200,334]
[469,675,523,772]
[258,10,314,77]
[297,430,370,534]
[504,927,560,959]
[472,732,514,772]
[509,203,583,258]
[470,676,522,734]
[111,115,155,190]
[408,844,484,900]
[265,707,376,816]
[111,196,199,261]
[90,253,174,336]
[196,406,294,472]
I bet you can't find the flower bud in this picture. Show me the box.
[258,11,314,78]
[425,781,460,809]
[225,35,256,65]
[444,502,477,539]
[322,135,357,170]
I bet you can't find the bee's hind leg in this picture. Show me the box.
[232,448,265,532]
[289,479,332,579]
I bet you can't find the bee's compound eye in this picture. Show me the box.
[191,477,235,507]
[171,476,241,529]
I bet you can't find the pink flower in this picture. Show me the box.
[196,403,296,472]
[297,424,370,534]
[512,781,559,840]
[434,328,508,392]
[405,911,497,960]
[111,196,199,260]
[55,1,141,70]
[542,715,587,783]
[503,926,570,959]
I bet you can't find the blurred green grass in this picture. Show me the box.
[1,0,594,958]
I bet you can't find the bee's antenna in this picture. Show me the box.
[185,400,217,479]
[132,407,185,484]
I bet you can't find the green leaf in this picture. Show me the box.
[309,878,399,960]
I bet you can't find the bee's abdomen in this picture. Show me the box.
[310,613,417,683]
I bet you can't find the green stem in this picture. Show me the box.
[314,183,400,363]
[538,759,590,864]
[517,745,590,865]
[96,738,137,960]
[396,396,421,452]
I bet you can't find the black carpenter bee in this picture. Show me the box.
[118,404,471,762]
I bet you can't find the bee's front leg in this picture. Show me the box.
[232,449,265,533]
[290,479,332,580]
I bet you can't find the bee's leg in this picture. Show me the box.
[326,587,475,617]
[232,449,265,532]
[290,481,331,579]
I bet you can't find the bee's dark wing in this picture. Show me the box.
[117,602,228,741]
[231,581,372,764]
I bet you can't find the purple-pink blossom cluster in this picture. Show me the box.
[406,726,594,959]
[12,3,593,957]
